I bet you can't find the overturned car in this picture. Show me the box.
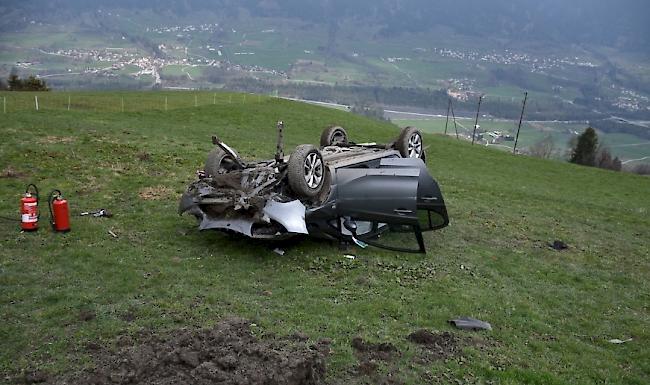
[179,123,449,253]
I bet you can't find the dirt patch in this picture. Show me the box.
[1,166,27,178]
[407,330,462,361]
[138,186,176,201]
[351,337,399,362]
[59,317,329,385]
[38,135,76,144]
[350,337,401,381]
[78,309,96,322]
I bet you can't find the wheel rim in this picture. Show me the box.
[303,152,323,189]
[332,131,346,144]
[407,132,422,158]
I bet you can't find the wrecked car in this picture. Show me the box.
[179,123,449,253]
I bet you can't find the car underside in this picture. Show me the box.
[179,123,448,253]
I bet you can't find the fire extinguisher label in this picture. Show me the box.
[24,202,37,207]
[22,214,37,223]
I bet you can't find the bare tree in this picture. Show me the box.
[527,135,556,159]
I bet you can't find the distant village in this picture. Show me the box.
[11,21,648,113]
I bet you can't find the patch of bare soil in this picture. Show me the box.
[138,186,176,201]
[350,337,402,383]
[351,337,399,362]
[38,136,76,144]
[407,330,462,361]
[49,318,329,385]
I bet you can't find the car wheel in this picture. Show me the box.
[288,144,326,198]
[205,147,241,176]
[320,125,348,147]
[397,126,424,159]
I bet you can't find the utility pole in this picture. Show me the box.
[444,99,451,135]
[513,92,528,154]
[35,95,39,111]
[67,95,71,111]
[471,95,483,145]
[451,100,459,140]
[165,96,168,111]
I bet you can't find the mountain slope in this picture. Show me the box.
[0,91,648,384]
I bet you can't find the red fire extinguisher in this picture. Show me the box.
[20,184,39,231]
[48,189,70,232]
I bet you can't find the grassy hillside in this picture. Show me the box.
[0,91,649,384]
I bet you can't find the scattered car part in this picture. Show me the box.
[80,209,113,218]
[448,317,492,331]
[180,123,449,253]
[550,240,568,250]
[608,338,632,344]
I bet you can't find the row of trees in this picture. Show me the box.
[526,127,650,174]
[1,74,50,91]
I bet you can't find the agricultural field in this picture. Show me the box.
[393,116,650,164]
[4,12,649,114]
[1,91,649,384]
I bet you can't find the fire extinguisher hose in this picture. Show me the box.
[48,189,62,230]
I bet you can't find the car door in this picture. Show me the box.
[334,168,426,252]
[378,157,449,231]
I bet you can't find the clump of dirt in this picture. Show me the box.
[138,186,176,200]
[136,151,152,161]
[78,309,96,322]
[351,337,399,362]
[350,337,402,383]
[68,317,329,385]
[407,330,462,361]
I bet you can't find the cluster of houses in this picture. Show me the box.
[614,89,650,112]
[147,23,221,34]
[423,47,599,73]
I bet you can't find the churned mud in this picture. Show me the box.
[407,330,463,361]
[31,317,330,385]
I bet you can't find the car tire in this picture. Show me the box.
[396,126,424,159]
[205,147,241,176]
[288,144,326,198]
[320,125,348,147]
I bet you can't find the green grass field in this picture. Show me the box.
[1,91,649,384]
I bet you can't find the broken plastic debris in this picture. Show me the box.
[549,240,568,250]
[272,248,285,256]
[351,237,367,249]
[608,338,632,344]
[448,317,492,331]
[81,209,113,218]
[343,255,355,260]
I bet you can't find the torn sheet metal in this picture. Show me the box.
[199,216,254,236]
[263,199,308,235]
